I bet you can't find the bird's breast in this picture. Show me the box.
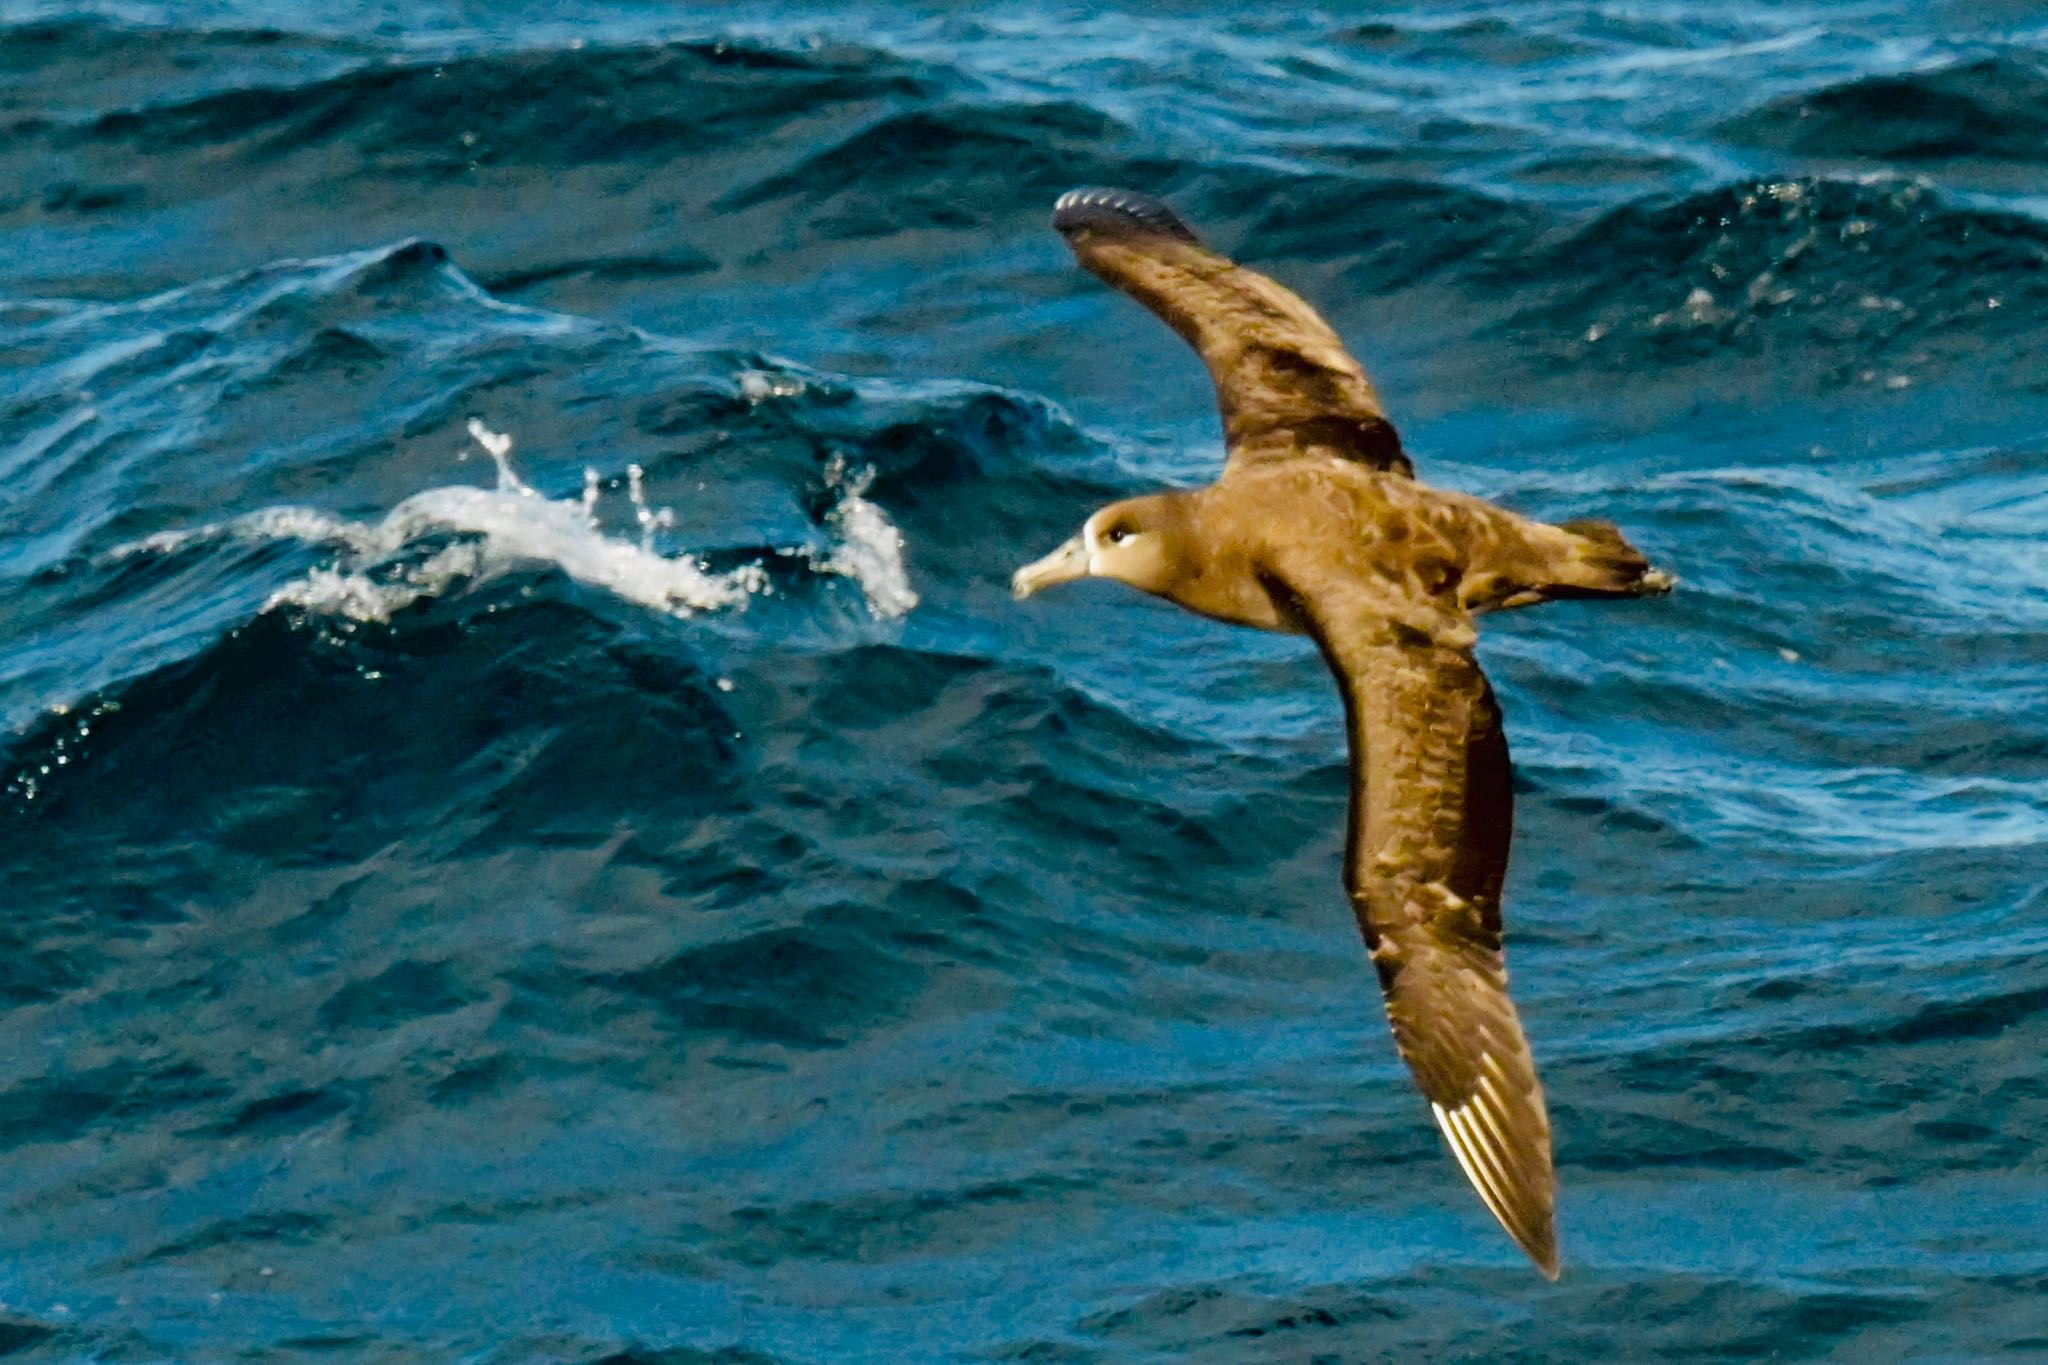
[1161,564,1303,634]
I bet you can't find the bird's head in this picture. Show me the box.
[1011,495,1187,601]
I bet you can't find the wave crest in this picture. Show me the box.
[1720,56,2048,164]
[117,421,916,626]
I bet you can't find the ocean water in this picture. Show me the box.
[3,0,2047,1358]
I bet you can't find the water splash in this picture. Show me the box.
[816,455,920,620]
[112,423,919,625]
[260,420,770,622]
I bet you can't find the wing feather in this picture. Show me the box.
[1052,188,1410,477]
[1298,597,1559,1278]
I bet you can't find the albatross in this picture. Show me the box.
[1013,187,1673,1279]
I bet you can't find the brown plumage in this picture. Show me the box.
[1013,188,1675,1280]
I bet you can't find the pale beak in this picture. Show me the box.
[1011,535,1091,600]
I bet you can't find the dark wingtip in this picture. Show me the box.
[1052,187,1200,244]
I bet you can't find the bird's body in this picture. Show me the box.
[1099,461,1660,636]
[1014,187,1674,1279]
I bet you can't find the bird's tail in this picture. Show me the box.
[1549,518,1675,599]
[1466,516,1674,613]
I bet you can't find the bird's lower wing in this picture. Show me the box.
[1301,600,1558,1277]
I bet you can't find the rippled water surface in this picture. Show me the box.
[4,1,2048,1359]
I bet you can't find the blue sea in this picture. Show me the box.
[3,0,2047,1358]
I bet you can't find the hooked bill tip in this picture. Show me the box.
[1010,535,1090,600]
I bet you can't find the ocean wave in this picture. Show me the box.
[1505,174,2048,380]
[114,420,913,627]
[10,10,2048,1353]
[1532,735,2048,858]
[0,239,1032,732]
[1627,463,2048,627]
[717,99,1172,237]
[0,17,374,126]
[20,16,2048,404]
[1200,172,1545,283]
[0,592,750,854]
[70,32,938,171]
[1333,15,1598,67]
[1720,55,2048,164]
[0,19,961,304]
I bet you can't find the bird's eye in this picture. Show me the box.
[1107,525,1133,545]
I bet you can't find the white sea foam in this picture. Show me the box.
[112,422,918,625]
[816,455,920,620]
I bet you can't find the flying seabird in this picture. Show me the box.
[1013,187,1674,1279]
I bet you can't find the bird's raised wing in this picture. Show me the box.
[1296,593,1558,1277]
[1052,187,1410,477]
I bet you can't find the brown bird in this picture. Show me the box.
[1013,188,1673,1279]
